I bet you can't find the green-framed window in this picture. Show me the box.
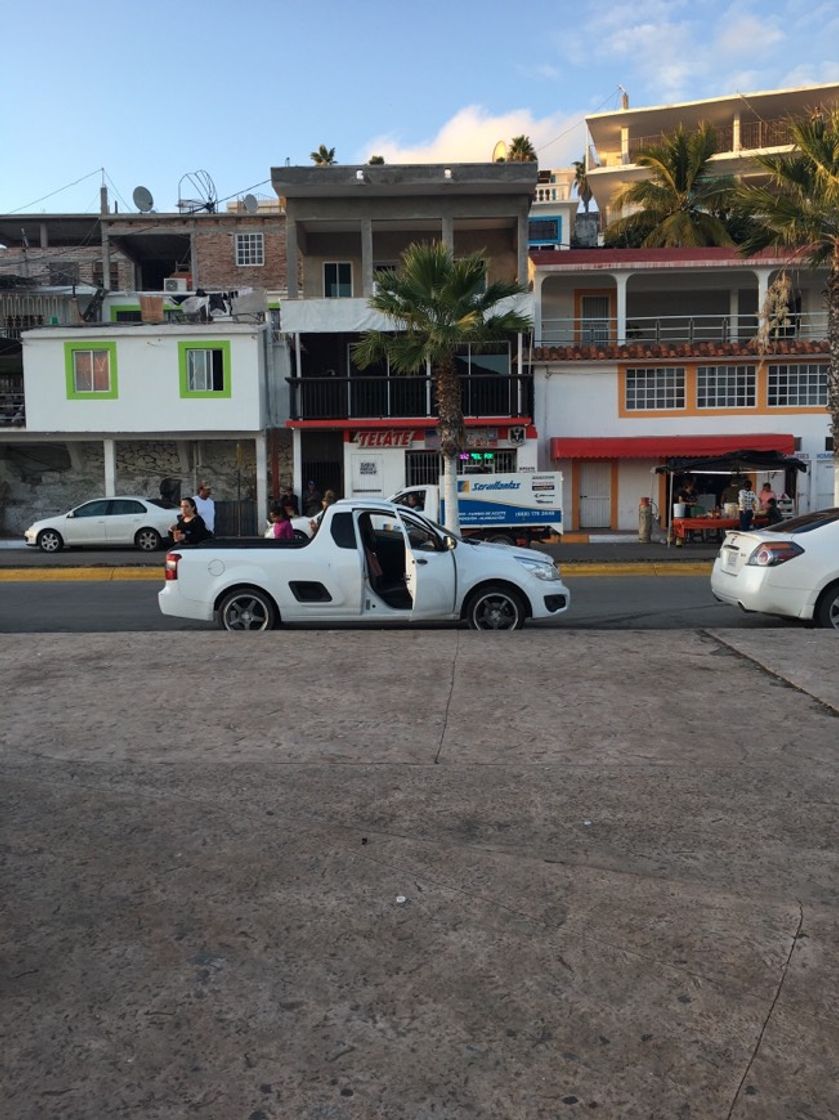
[178,340,232,398]
[64,341,119,399]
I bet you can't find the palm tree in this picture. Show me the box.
[508,135,537,163]
[310,145,336,166]
[735,107,839,503]
[573,154,593,212]
[604,123,736,247]
[353,243,532,531]
[368,155,385,165]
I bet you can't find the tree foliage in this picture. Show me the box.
[604,123,736,247]
[508,135,537,163]
[309,145,336,166]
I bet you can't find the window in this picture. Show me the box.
[768,363,827,407]
[697,365,756,408]
[178,341,232,398]
[74,500,111,518]
[64,342,118,399]
[580,294,611,344]
[92,262,120,288]
[625,367,685,410]
[529,218,560,243]
[406,450,443,486]
[235,232,264,266]
[324,262,352,298]
[108,499,145,515]
[330,512,357,549]
[49,262,80,286]
[114,309,142,322]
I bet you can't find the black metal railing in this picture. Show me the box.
[0,391,25,426]
[287,375,533,421]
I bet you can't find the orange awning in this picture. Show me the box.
[550,434,796,460]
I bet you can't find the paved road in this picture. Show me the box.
[0,574,798,632]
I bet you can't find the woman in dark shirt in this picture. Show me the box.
[169,497,211,545]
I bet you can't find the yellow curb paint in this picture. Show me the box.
[0,568,162,582]
[563,562,712,577]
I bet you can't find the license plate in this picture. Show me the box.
[724,549,738,570]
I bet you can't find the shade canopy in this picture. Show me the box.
[654,450,808,475]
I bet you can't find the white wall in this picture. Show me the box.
[22,324,266,433]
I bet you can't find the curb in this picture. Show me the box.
[0,567,162,582]
[0,562,713,582]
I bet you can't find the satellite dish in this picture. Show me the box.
[492,140,508,163]
[243,193,258,214]
[133,185,154,212]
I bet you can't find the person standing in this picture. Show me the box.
[303,480,322,517]
[738,480,760,531]
[169,498,211,545]
[193,481,215,534]
[758,482,777,510]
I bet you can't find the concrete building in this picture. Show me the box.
[530,81,839,532]
[273,162,538,499]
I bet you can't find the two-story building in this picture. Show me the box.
[272,162,538,500]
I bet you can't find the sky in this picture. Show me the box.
[2,0,838,215]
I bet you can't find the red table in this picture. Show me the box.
[673,515,768,544]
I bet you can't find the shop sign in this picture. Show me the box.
[424,428,499,451]
[353,431,416,449]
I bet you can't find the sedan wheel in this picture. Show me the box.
[218,588,276,632]
[37,529,64,553]
[135,528,162,552]
[466,584,526,630]
[814,583,839,630]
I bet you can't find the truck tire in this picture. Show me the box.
[465,583,526,630]
[217,588,277,631]
[485,532,515,546]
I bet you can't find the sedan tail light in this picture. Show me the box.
[747,541,804,567]
[164,551,181,580]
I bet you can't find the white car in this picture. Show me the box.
[159,498,570,631]
[25,497,179,553]
[711,508,839,629]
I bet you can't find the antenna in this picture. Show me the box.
[177,170,218,214]
[243,193,258,214]
[132,185,154,212]
[492,140,508,162]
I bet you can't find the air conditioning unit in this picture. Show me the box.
[164,277,190,293]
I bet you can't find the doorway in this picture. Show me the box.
[579,461,612,527]
[300,430,344,499]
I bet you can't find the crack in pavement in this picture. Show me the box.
[434,629,460,765]
[725,902,804,1120]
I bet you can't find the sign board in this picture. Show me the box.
[353,431,416,449]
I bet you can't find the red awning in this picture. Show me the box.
[550,434,796,460]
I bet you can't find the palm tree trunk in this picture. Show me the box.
[435,357,465,532]
[829,257,839,505]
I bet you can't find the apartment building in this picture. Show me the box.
[529,82,839,532]
[272,162,537,499]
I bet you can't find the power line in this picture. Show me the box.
[6,169,104,215]
[536,88,623,159]
[102,170,132,215]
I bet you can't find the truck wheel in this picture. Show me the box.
[814,582,839,630]
[465,583,526,631]
[485,532,515,546]
[217,588,277,632]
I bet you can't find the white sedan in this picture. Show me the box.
[25,497,179,552]
[711,508,839,629]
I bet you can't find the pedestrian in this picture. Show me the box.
[309,490,337,536]
[737,479,760,531]
[758,482,777,510]
[303,480,322,517]
[764,497,784,526]
[169,497,211,545]
[193,481,215,534]
[279,489,299,516]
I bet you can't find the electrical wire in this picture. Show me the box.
[102,170,132,215]
[535,87,624,158]
[5,169,103,215]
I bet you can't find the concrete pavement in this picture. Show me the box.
[2,628,838,1119]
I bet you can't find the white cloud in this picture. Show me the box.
[714,13,783,55]
[358,105,589,168]
[778,60,839,88]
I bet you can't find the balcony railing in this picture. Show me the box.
[288,375,533,421]
[537,311,828,348]
[0,391,25,427]
[619,117,793,164]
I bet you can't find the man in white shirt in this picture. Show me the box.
[737,481,759,531]
[193,481,215,534]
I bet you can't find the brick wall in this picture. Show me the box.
[194,217,287,290]
[0,246,135,290]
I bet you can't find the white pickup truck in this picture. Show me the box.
[158,498,570,631]
[391,472,563,546]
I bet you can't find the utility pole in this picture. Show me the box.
[100,183,111,291]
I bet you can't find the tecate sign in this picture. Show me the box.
[354,431,416,448]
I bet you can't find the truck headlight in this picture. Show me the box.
[515,556,560,581]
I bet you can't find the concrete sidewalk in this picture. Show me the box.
[2,629,838,1119]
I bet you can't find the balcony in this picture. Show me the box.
[619,116,794,165]
[537,310,828,349]
[287,375,533,421]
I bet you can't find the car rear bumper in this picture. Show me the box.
[158,583,215,623]
[711,559,812,619]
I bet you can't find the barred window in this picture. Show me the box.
[235,232,264,266]
[625,367,685,410]
[768,363,827,407]
[697,365,756,408]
